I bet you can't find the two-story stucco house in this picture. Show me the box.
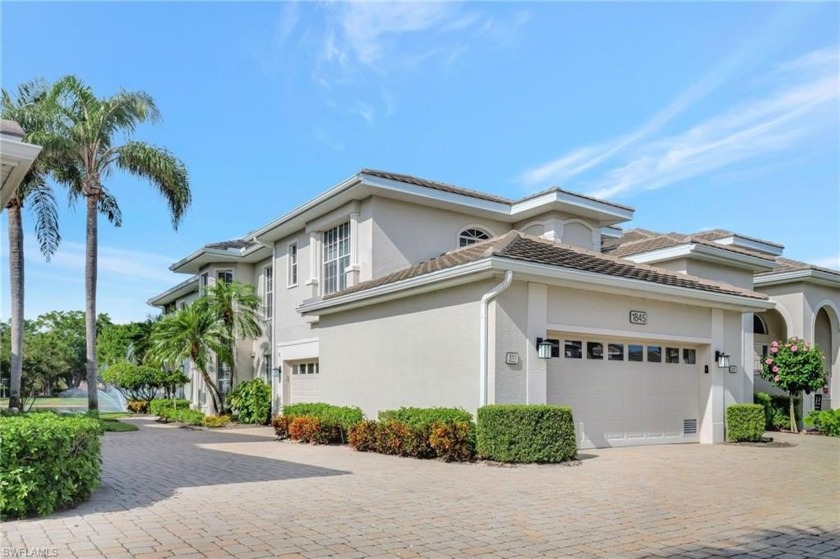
[148,169,839,449]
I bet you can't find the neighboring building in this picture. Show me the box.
[0,119,42,210]
[149,169,837,448]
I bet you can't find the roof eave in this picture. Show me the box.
[146,276,199,307]
[624,243,778,272]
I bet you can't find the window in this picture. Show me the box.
[647,346,662,363]
[323,223,351,295]
[608,343,624,361]
[459,228,490,247]
[291,362,319,375]
[628,344,644,362]
[564,340,582,359]
[683,348,697,365]
[199,272,209,295]
[287,243,298,287]
[666,347,680,364]
[753,315,768,335]
[264,266,273,320]
[217,270,233,284]
[217,357,231,396]
[263,354,272,381]
[587,342,603,360]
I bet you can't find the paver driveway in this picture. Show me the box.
[2,418,838,559]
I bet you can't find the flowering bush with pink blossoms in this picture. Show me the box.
[759,337,827,433]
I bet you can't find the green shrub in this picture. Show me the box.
[126,399,150,414]
[0,413,102,519]
[287,416,340,444]
[806,409,840,437]
[203,415,231,428]
[754,392,801,430]
[476,404,576,463]
[282,403,364,442]
[103,362,185,402]
[225,379,271,425]
[726,404,765,442]
[378,406,473,427]
[149,398,191,417]
[157,407,205,426]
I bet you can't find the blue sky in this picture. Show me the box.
[1,2,838,323]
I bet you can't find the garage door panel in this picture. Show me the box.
[547,335,701,449]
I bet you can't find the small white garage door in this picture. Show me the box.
[547,336,701,449]
[288,361,320,404]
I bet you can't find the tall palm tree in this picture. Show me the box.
[148,304,230,415]
[48,76,191,415]
[200,281,263,396]
[1,80,73,410]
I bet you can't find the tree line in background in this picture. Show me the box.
[2,76,191,414]
[0,279,263,416]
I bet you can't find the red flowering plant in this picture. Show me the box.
[759,337,827,433]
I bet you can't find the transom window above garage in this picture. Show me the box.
[561,338,699,365]
[291,362,319,375]
[459,228,491,247]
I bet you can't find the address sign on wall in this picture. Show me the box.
[629,310,648,325]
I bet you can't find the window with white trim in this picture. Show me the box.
[199,272,209,295]
[290,362,319,375]
[264,265,273,320]
[262,354,272,381]
[459,228,490,247]
[217,269,233,285]
[322,223,350,295]
[288,243,298,287]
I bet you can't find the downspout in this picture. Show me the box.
[253,236,278,417]
[480,270,513,407]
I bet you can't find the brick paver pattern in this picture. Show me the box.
[1,418,838,559]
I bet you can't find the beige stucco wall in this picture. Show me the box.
[313,281,497,417]
[650,258,754,290]
[370,197,510,278]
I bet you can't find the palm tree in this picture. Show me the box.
[148,304,230,415]
[1,80,72,410]
[48,76,191,416]
[200,281,263,397]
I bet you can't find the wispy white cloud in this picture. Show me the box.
[519,46,840,200]
[38,240,179,286]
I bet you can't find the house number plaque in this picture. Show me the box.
[629,310,647,325]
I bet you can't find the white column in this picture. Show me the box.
[526,283,548,404]
[346,211,361,287]
[742,313,754,403]
[701,309,725,444]
[306,231,320,297]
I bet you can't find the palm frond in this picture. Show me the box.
[24,176,61,260]
[97,189,123,227]
[113,141,191,228]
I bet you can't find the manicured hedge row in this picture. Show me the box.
[272,403,364,443]
[349,407,474,461]
[0,413,103,519]
[726,404,765,442]
[156,406,230,428]
[476,404,576,463]
[149,398,191,417]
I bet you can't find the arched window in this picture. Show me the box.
[753,314,768,335]
[459,228,490,247]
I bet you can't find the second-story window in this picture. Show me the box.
[217,270,234,284]
[199,272,209,295]
[323,222,350,295]
[288,243,298,287]
[264,265,273,320]
[459,228,490,247]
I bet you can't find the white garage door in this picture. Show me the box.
[547,336,701,449]
[288,361,320,404]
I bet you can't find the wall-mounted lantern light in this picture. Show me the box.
[537,337,553,359]
[272,367,282,379]
[715,351,730,369]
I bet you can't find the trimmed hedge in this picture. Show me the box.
[127,399,150,414]
[476,405,576,463]
[348,407,475,461]
[274,403,364,443]
[156,407,230,428]
[149,398,191,417]
[726,404,765,442]
[0,413,102,519]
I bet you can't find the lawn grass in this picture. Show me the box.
[100,411,133,419]
[0,397,87,408]
[100,418,139,432]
